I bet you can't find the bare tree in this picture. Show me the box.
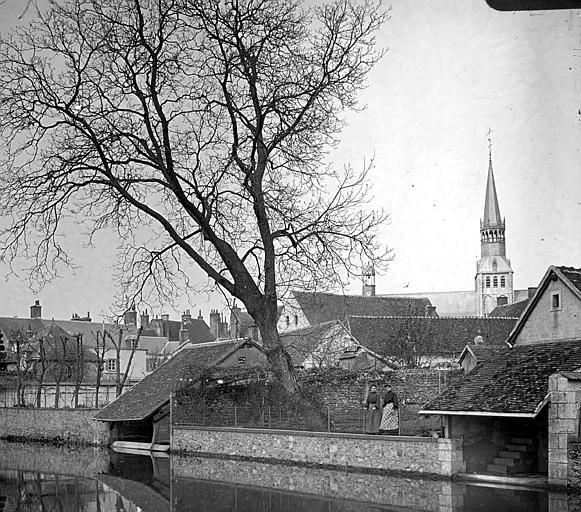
[72,333,85,407]
[33,335,48,408]
[0,0,389,401]
[8,329,34,406]
[104,327,143,397]
[92,329,109,407]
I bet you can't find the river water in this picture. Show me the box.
[0,440,578,511]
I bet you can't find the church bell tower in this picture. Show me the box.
[475,140,514,316]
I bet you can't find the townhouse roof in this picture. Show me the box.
[507,266,581,346]
[280,321,346,366]
[94,339,260,422]
[421,339,581,417]
[292,291,433,326]
[161,318,215,344]
[347,315,517,357]
[489,299,529,318]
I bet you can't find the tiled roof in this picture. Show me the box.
[489,299,529,318]
[293,291,432,325]
[348,316,517,357]
[94,340,254,421]
[280,321,346,366]
[165,318,215,344]
[422,340,581,415]
[558,266,581,296]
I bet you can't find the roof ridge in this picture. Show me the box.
[293,290,429,300]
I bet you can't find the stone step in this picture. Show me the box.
[487,464,509,474]
[499,450,535,460]
[505,444,535,452]
[487,462,530,475]
[510,437,534,446]
[493,457,521,466]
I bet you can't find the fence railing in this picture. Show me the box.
[0,386,116,409]
[173,403,441,436]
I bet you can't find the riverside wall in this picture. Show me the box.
[172,426,465,477]
[173,454,466,512]
[0,407,110,446]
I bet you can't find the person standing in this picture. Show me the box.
[363,384,382,434]
[380,384,399,435]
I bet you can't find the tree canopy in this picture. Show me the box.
[0,0,389,395]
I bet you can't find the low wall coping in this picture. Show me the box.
[0,407,101,412]
[175,425,448,444]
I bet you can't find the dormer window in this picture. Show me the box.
[551,291,561,311]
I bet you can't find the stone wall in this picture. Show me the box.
[0,407,110,446]
[0,440,109,476]
[172,426,465,477]
[173,454,465,512]
[548,372,581,487]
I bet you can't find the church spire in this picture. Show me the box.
[482,154,502,228]
[480,134,505,256]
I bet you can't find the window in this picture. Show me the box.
[497,296,508,306]
[551,291,561,311]
[129,337,138,349]
[492,259,497,271]
[106,359,117,372]
[294,315,298,325]
[485,276,490,288]
[500,276,506,287]
[285,315,290,326]
[493,276,498,287]
[238,356,246,364]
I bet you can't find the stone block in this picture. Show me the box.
[551,418,577,434]
[549,448,568,465]
[558,403,579,420]
[557,377,569,391]
[548,462,568,485]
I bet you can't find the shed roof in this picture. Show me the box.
[94,339,260,422]
[421,339,581,416]
[489,299,529,318]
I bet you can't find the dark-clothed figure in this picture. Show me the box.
[363,384,382,434]
[380,384,399,435]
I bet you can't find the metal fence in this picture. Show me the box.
[173,403,440,436]
[0,385,116,409]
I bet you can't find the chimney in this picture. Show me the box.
[123,305,137,326]
[528,287,537,299]
[424,305,437,317]
[210,309,220,339]
[197,309,203,320]
[179,325,189,345]
[220,314,229,339]
[140,310,150,329]
[161,314,170,338]
[30,300,42,319]
[182,309,192,325]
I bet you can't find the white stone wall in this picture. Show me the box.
[548,373,581,487]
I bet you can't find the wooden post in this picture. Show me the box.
[169,392,173,450]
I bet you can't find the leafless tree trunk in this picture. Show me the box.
[92,330,108,408]
[72,333,84,407]
[0,0,390,407]
[35,337,47,408]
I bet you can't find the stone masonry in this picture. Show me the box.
[548,373,581,486]
[172,426,465,477]
[0,407,110,446]
[173,454,466,512]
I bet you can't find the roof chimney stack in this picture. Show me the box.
[30,300,42,319]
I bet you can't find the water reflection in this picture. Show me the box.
[0,441,574,511]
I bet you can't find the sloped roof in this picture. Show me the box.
[293,291,432,325]
[489,299,529,318]
[559,266,581,295]
[507,265,581,346]
[421,340,581,416]
[163,318,215,344]
[348,316,517,357]
[94,339,259,421]
[280,321,346,366]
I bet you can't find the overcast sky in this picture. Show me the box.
[0,0,579,322]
